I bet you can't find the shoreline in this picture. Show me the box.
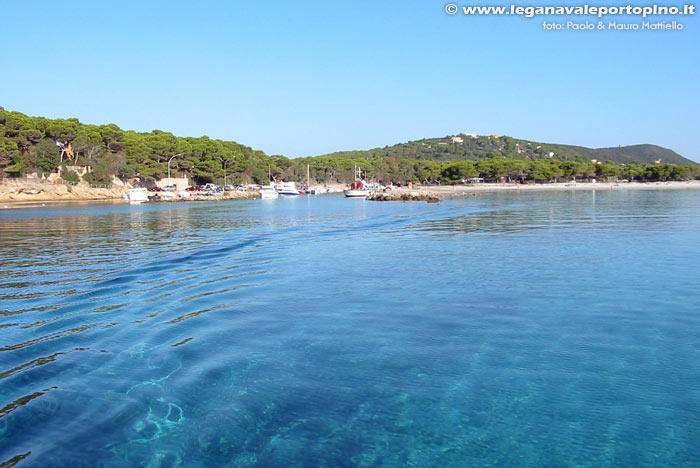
[0,178,130,203]
[414,180,700,196]
[1,180,699,208]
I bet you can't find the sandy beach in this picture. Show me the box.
[409,180,700,197]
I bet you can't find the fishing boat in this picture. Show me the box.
[344,166,371,198]
[128,187,149,204]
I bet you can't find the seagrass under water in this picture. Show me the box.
[1,190,699,467]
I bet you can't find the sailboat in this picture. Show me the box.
[304,164,328,194]
[304,164,314,194]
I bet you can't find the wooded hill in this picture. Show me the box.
[0,106,276,186]
[552,143,695,166]
[321,135,697,166]
[1,107,697,186]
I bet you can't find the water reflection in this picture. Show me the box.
[414,190,690,235]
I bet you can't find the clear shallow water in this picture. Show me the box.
[1,190,699,467]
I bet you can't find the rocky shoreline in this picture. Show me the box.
[0,178,130,202]
[367,192,441,203]
[155,192,259,202]
[2,178,699,206]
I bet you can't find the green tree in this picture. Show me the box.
[620,163,643,181]
[73,129,104,163]
[32,139,60,176]
[595,162,620,181]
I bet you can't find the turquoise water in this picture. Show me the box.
[1,190,699,467]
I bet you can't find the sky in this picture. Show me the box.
[2,0,699,161]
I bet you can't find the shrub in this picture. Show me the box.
[61,169,80,185]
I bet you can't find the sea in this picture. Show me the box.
[1,189,699,468]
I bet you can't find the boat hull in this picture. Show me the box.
[344,189,370,198]
[128,188,149,204]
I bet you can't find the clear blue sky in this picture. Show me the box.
[2,0,698,161]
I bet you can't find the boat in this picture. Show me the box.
[128,187,149,204]
[278,181,300,197]
[259,184,279,199]
[344,166,371,198]
[304,164,317,195]
[344,183,369,198]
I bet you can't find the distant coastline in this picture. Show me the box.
[422,180,700,195]
[2,179,699,207]
[2,107,698,193]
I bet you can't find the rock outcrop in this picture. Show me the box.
[367,191,440,203]
[0,178,129,202]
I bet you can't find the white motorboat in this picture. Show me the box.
[278,181,300,196]
[259,185,279,199]
[128,188,149,204]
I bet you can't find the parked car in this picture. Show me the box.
[223,185,233,192]
[203,183,219,192]
[164,185,177,192]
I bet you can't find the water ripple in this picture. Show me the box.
[0,193,699,466]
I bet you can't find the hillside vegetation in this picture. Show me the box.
[0,106,276,186]
[322,135,697,166]
[552,143,695,166]
[1,107,697,187]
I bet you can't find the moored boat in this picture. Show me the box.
[278,182,300,197]
[128,188,148,204]
[259,184,279,199]
[344,165,371,198]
